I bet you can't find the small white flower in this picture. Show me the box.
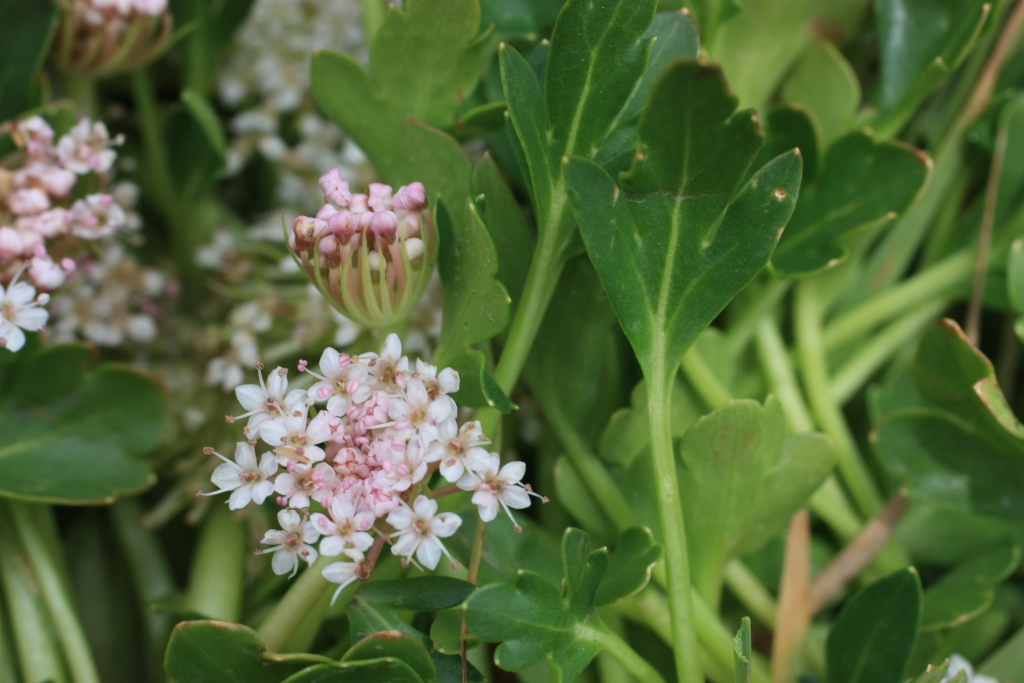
[304,347,372,416]
[386,495,461,571]
[231,364,308,437]
[322,548,370,604]
[0,271,50,352]
[311,496,375,555]
[457,451,544,532]
[261,407,334,465]
[200,442,277,510]
[258,509,320,577]
[944,655,998,683]
[426,420,490,482]
[387,379,453,442]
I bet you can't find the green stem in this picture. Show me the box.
[648,372,703,683]
[0,512,67,683]
[64,76,100,118]
[185,506,247,622]
[0,587,18,683]
[584,624,667,683]
[823,251,972,351]
[980,621,1024,680]
[795,282,883,519]
[727,279,792,356]
[723,560,776,629]
[6,502,98,683]
[680,346,732,410]
[829,300,948,405]
[257,554,333,652]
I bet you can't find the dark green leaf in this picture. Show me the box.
[463,528,608,679]
[433,198,513,412]
[348,576,475,648]
[567,59,801,383]
[922,544,1021,631]
[678,397,834,603]
[0,364,165,504]
[771,132,931,278]
[734,616,752,683]
[168,91,228,200]
[280,659,423,683]
[0,0,58,121]
[341,631,436,683]
[749,105,820,184]
[781,41,860,145]
[481,0,565,40]
[446,350,516,413]
[874,320,1024,519]
[827,568,923,683]
[1,344,94,409]
[164,620,307,683]
[875,0,990,124]
[598,377,702,468]
[430,608,479,655]
[446,510,563,587]
[472,154,533,312]
[455,101,508,137]
[595,527,663,606]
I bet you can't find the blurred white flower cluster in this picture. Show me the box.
[202,334,544,599]
[217,0,370,206]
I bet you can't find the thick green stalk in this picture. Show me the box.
[6,503,99,683]
[727,279,792,356]
[823,251,973,351]
[680,347,732,410]
[829,300,948,405]
[185,505,247,622]
[795,282,883,519]
[648,369,703,683]
[584,624,667,683]
[257,554,333,652]
[0,513,66,683]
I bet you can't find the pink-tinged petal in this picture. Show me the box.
[301,522,321,544]
[498,461,526,483]
[441,458,466,484]
[349,531,374,552]
[277,509,301,530]
[234,383,265,411]
[471,491,498,522]
[501,487,532,510]
[283,389,308,410]
[258,453,278,477]
[455,470,478,491]
[13,306,47,332]
[322,560,357,585]
[430,512,462,538]
[6,282,37,306]
[228,486,254,510]
[437,367,460,393]
[251,481,274,505]
[319,535,346,557]
[299,545,318,567]
[271,549,297,576]
[306,413,335,443]
[310,512,337,536]
[353,511,376,532]
[266,367,288,398]
[274,473,297,495]
[305,445,327,463]
[234,441,257,470]
[411,495,437,518]
[290,492,311,509]
[319,347,341,377]
[211,463,242,490]
[259,419,289,446]
[386,506,413,530]
[464,448,494,474]
[326,394,350,416]
[391,533,419,558]
[416,537,442,570]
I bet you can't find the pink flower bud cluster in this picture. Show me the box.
[201,334,545,600]
[53,0,172,78]
[1,116,128,297]
[290,169,437,329]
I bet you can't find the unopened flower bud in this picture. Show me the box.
[29,257,66,290]
[367,183,393,211]
[0,227,25,256]
[392,182,427,211]
[319,234,341,267]
[319,168,351,206]
[398,211,421,238]
[316,203,338,221]
[404,238,425,261]
[292,215,327,249]
[370,211,398,243]
[52,1,173,78]
[366,250,385,273]
[328,210,357,242]
[349,194,369,213]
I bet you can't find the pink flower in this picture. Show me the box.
[386,496,461,571]
[311,496,375,555]
[319,168,351,207]
[258,510,320,577]
[392,182,427,211]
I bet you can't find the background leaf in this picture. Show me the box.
[341,631,436,683]
[921,544,1021,631]
[164,620,307,683]
[594,526,663,606]
[781,41,860,146]
[0,0,58,121]
[827,568,923,683]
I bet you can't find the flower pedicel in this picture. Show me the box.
[200,333,546,602]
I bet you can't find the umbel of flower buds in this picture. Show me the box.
[290,169,437,329]
[51,0,172,78]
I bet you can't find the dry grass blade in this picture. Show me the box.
[772,509,811,683]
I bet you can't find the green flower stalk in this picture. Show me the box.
[290,169,437,329]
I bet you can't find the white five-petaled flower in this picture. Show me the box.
[457,451,544,532]
[311,496,375,555]
[200,442,277,510]
[385,495,461,571]
[0,271,50,352]
[322,548,370,604]
[304,347,373,416]
[231,364,308,438]
[262,407,334,465]
[258,509,320,577]
[426,420,490,482]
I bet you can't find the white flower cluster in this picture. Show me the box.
[217,0,369,204]
[74,0,167,22]
[201,334,544,601]
[0,116,132,351]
